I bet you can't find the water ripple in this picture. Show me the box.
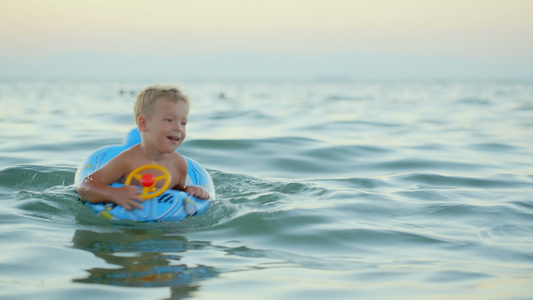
[394,173,533,189]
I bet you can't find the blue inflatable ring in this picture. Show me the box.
[75,128,214,222]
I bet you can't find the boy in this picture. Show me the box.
[77,85,210,210]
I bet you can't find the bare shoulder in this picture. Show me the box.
[170,152,188,173]
[91,145,141,183]
[119,145,142,162]
[111,145,142,169]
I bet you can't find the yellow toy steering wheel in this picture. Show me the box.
[125,164,172,200]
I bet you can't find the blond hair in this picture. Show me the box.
[134,85,190,125]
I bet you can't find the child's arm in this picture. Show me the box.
[77,155,144,210]
[174,155,210,200]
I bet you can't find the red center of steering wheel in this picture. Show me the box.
[140,173,155,187]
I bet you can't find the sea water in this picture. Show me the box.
[0,80,532,299]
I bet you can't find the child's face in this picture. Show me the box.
[141,97,189,153]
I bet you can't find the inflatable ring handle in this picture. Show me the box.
[125,165,172,200]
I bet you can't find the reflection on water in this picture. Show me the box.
[71,228,218,298]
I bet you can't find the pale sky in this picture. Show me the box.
[1,0,532,80]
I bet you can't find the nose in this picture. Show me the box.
[176,122,186,133]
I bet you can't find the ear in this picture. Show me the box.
[138,115,147,131]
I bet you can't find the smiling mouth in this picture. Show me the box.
[168,136,180,142]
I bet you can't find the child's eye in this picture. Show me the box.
[165,118,173,122]
[181,122,187,126]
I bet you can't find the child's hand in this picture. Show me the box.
[184,185,210,200]
[111,185,145,210]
